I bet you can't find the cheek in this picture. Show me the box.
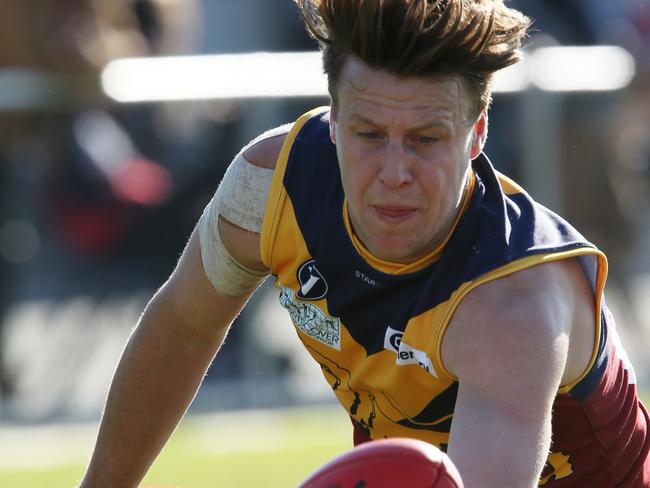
[420,173,445,205]
[436,143,469,183]
[338,146,375,194]
[415,160,457,204]
[337,151,361,206]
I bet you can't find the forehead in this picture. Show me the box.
[335,57,470,124]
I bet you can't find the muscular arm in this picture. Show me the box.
[81,229,254,487]
[442,260,585,488]
[80,132,286,487]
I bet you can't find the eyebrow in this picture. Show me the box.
[349,113,381,127]
[349,113,452,131]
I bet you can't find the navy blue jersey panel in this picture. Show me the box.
[283,110,340,259]
[452,156,597,288]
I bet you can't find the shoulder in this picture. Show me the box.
[241,124,291,170]
[463,259,579,327]
[202,124,291,272]
[442,259,583,384]
[243,107,331,168]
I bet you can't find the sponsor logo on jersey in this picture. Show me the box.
[296,259,328,300]
[280,285,340,350]
[384,326,403,351]
[384,326,437,378]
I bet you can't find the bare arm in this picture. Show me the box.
[80,133,286,487]
[80,228,258,487]
[442,260,584,488]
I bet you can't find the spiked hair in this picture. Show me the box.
[295,0,530,118]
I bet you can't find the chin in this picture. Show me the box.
[358,222,425,262]
[371,240,417,263]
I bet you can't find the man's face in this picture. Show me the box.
[330,57,486,263]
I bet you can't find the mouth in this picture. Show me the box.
[373,205,417,221]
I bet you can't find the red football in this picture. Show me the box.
[299,438,464,488]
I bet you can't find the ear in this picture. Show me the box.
[329,106,337,145]
[469,110,488,160]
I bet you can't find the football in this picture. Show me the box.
[299,437,464,487]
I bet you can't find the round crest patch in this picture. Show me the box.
[296,259,328,300]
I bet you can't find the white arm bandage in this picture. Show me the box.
[198,126,288,297]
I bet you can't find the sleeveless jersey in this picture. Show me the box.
[260,108,650,487]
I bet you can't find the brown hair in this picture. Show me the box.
[295,0,531,119]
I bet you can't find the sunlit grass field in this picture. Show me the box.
[2,392,649,487]
[0,405,352,488]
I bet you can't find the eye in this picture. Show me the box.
[357,131,383,141]
[414,135,440,144]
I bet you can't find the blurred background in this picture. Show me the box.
[0,0,649,486]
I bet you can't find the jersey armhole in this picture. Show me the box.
[558,250,608,393]
[260,106,330,269]
[432,248,607,387]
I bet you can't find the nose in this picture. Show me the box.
[378,141,413,188]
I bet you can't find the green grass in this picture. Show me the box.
[0,406,352,488]
[3,392,649,487]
